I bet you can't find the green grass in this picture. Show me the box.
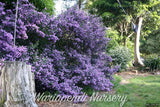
[89,75,160,107]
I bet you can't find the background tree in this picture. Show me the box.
[0,0,55,15]
[29,0,55,15]
[141,29,160,55]
[86,0,160,66]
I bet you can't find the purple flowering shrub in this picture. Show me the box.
[0,0,118,95]
[0,2,27,61]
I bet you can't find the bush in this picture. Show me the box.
[0,1,118,95]
[109,46,132,72]
[144,55,160,72]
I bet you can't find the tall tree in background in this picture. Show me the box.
[86,0,160,66]
[134,16,144,66]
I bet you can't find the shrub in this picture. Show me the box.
[109,46,132,71]
[0,0,118,95]
[144,55,160,72]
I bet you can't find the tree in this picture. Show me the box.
[86,0,160,66]
[78,0,81,9]
[30,0,55,15]
[134,17,144,66]
[141,29,160,55]
[0,0,55,15]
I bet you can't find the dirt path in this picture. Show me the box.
[116,67,160,85]
[116,71,152,85]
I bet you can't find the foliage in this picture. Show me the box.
[86,0,134,26]
[144,54,160,72]
[0,0,55,15]
[109,46,132,72]
[141,29,160,55]
[81,85,95,96]
[0,0,118,95]
[86,0,160,67]
[86,0,160,49]
[106,29,120,52]
[86,0,160,34]
[29,0,55,15]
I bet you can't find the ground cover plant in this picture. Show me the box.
[0,0,118,95]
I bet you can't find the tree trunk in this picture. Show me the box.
[79,0,81,9]
[134,17,144,66]
[0,62,38,107]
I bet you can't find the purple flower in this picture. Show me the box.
[0,1,118,96]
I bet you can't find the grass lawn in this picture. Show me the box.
[90,75,160,107]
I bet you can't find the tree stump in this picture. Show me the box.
[0,62,38,107]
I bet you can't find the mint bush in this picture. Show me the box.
[0,0,118,95]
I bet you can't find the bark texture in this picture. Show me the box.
[0,62,38,107]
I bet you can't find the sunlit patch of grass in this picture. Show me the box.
[89,75,160,107]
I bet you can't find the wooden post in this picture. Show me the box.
[0,62,38,107]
